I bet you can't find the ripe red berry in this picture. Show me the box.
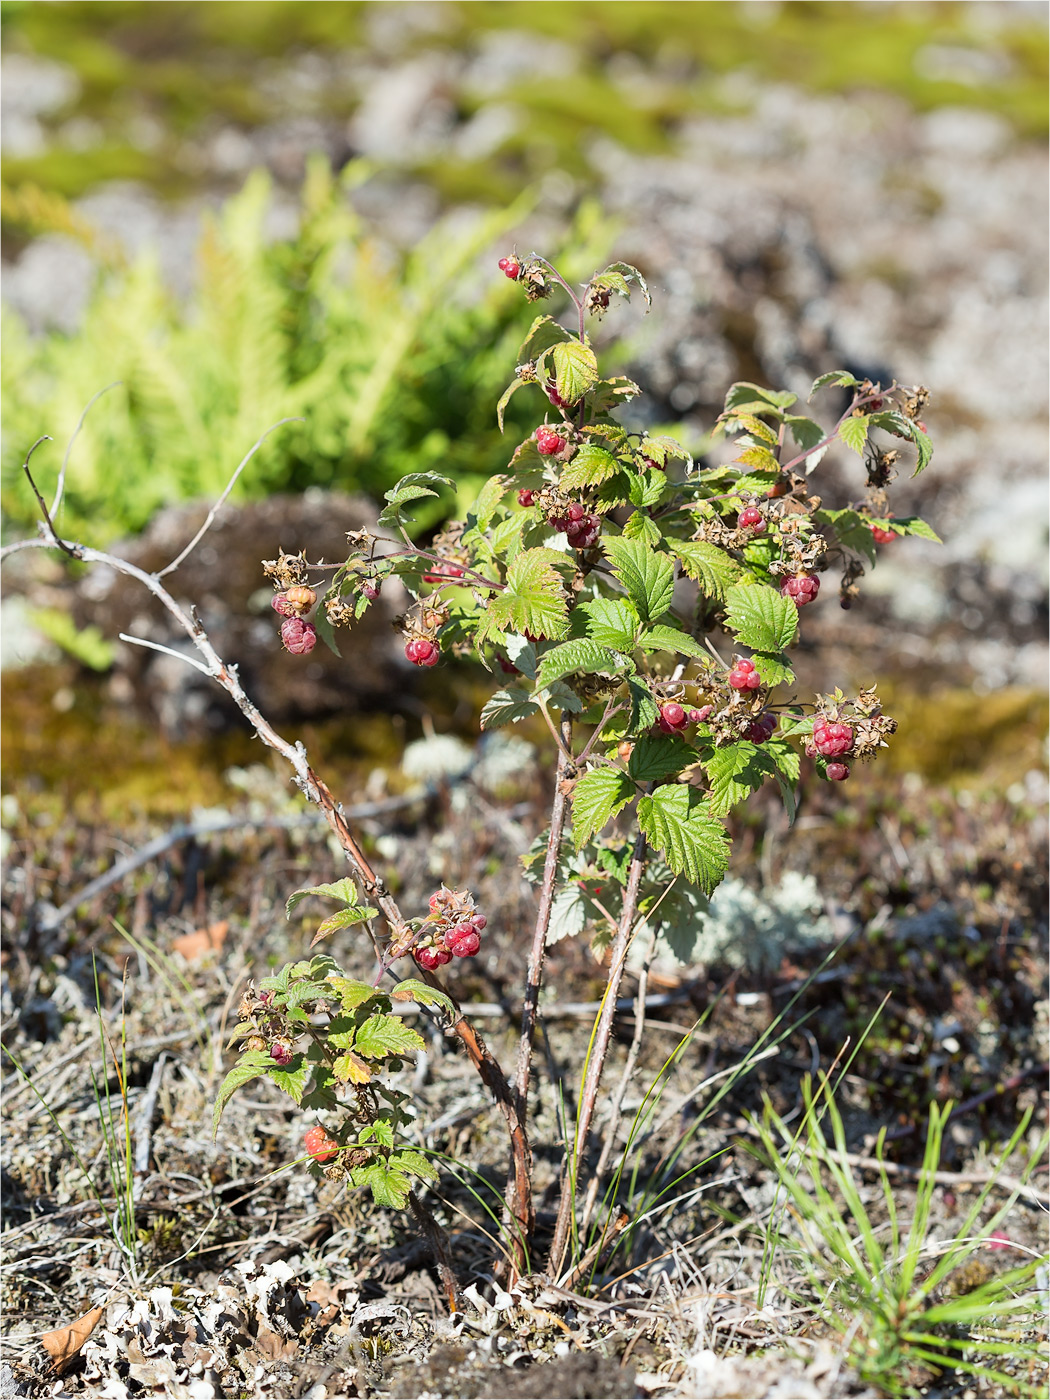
[536,427,567,456]
[471,914,487,931]
[304,1126,338,1163]
[281,618,317,654]
[405,638,440,667]
[416,945,452,971]
[747,712,778,744]
[360,581,380,601]
[825,762,850,781]
[812,719,854,757]
[271,1040,293,1066]
[642,455,664,472]
[658,702,688,734]
[518,489,536,507]
[271,593,295,616]
[738,507,765,532]
[545,377,572,409]
[498,655,521,674]
[870,524,897,544]
[498,255,521,280]
[780,573,820,606]
[564,511,600,549]
[447,924,481,958]
[567,503,585,522]
[728,659,762,691]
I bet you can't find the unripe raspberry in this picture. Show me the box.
[447,924,481,958]
[405,638,440,667]
[498,255,521,280]
[728,659,762,691]
[812,719,854,757]
[658,702,687,734]
[416,945,452,971]
[870,524,897,544]
[281,617,317,654]
[304,1126,338,1163]
[286,585,316,612]
[738,507,765,532]
[536,427,567,456]
[825,762,850,781]
[518,489,536,507]
[271,593,295,616]
[270,1040,293,1066]
[781,573,820,606]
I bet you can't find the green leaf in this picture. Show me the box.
[213,1051,277,1133]
[313,905,377,942]
[353,1012,427,1060]
[627,473,665,509]
[596,261,651,307]
[488,548,570,640]
[639,624,707,659]
[519,312,573,359]
[734,443,780,471]
[332,1050,373,1083]
[750,651,795,687]
[551,340,599,402]
[287,878,359,917]
[869,412,933,473]
[767,739,800,785]
[704,743,777,817]
[540,680,584,713]
[593,473,634,510]
[839,414,870,455]
[578,597,640,650]
[621,510,663,548]
[732,413,779,445]
[784,414,829,471]
[602,536,675,624]
[571,768,634,849]
[378,471,455,528]
[328,977,383,1010]
[588,376,642,413]
[724,584,799,652]
[725,382,797,412]
[627,680,659,732]
[814,507,877,564]
[268,1058,310,1103]
[390,979,455,1016]
[808,370,861,397]
[496,377,526,432]
[480,686,539,730]
[350,1160,411,1209]
[628,734,690,783]
[640,433,692,470]
[667,540,741,602]
[390,1148,439,1183]
[560,443,620,489]
[546,882,588,944]
[469,474,508,532]
[537,637,626,687]
[885,515,941,543]
[636,787,730,892]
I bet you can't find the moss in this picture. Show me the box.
[878,684,1048,788]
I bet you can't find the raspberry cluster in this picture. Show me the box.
[498,255,521,280]
[810,718,854,758]
[405,637,440,667]
[747,712,778,744]
[281,617,317,655]
[517,488,536,507]
[728,658,762,691]
[536,426,567,456]
[414,887,488,970]
[781,573,821,606]
[870,524,897,544]
[738,506,766,533]
[548,502,600,549]
[304,1125,339,1164]
[656,702,710,735]
[422,561,465,585]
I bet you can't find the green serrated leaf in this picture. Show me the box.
[268,1058,310,1103]
[599,261,651,307]
[749,651,795,687]
[560,443,620,490]
[353,1012,427,1060]
[602,536,674,624]
[519,312,573,359]
[724,584,799,652]
[578,597,640,650]
[551,340,599,402]
[213,1051,278,1133]
[537,638,626,687]
[627,734,689,783]
[588,376,642,413]
[350,1160,411,1209]
[668,540,741,602]
[470,474,508,533]
[313,905,377,940]
[390,979,455,1015]
[704,743,777,817]
[496,378,525,432]
[784,414,829,472]
[767,739,800,785]
[328,977,384,1010]
[571,768,634,849]
[869,411,933,473]
[735,443,780,471]
[391,1148,439,1183]
[480,686,539,730]
[621,510,663,548]
[814,507,877,565]
[885,515,941,543]
[286,879,358,918]
[639,624,707,659]
[733,413,779,445]
[628,680,659,732]
[808,370,861,397]
[488,548,570,640]
[839,414,870,455]
[725,382,797,412]
[540,680,584,713]
[378,471,455,528]
[637,787,729,892]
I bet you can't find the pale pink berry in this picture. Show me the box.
[281,618,317,654]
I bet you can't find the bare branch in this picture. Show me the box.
[155,418,303,579]
[117,633,216,677]
[50,382,122,521]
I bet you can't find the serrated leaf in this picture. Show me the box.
[809,370,861,397]
[869,412,933,473]
[814,507,877,565]
[639,624,707,659]
[578,597,640,650]
[784,414,829,472]
[560,443,620,490]
[725,382,797,412]
[704,743,778,817]
[537,637,625,687]
[213,1051,279,1133]
[839,414,870,455]
[628,734,689,783]
[627,679,659,732]
[390,979,455,1015]
[621,510,663,548]
[496,378,526,432]
[351,1160,411,1209]
[391,1148,439,1183]
[333,1050,372,1084]
[551,340,599,402]
[767,739,800,784]
[540,680,584,713]
[546,882,588,944]
[637,787,730,892]
[603,536,675,624]
[313,905,377,943]
[885,515,941,543]
[504,633,538,676]
[724,584,799,652]
[668,540,741,602]
[733,413,779,445]
[470,474,508,533]
[353,1013,427,1060]
[640,434,692,469]
[628,473,665,509]
[593,473,634,510]
[378,471,455,528]
[735,443,780,471]
[287,879,359,917]
[571,768,634,849]
[480,686,539,729]
[588,376,642,413]
[750,651,795,687]
[488,548,569,640]
[599,261,651,307]
[267,1058,309,1103]
[328,977,384,1010]
[519,312,573,359]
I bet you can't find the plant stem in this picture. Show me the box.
[547,824,648,1278]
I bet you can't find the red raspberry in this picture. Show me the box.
[471,914,487,931]
[536,427,567,456]
[447,924,481,958]
[518,489,536,507]
[416,945,452,971]
[642,455,664,472]
[870,524,897,544]
[304,1126,338,1163]
[825,762,850,781]
[271,593,295,616]
[405,638,440,667]
[422,562,465,585]
[738,507,765,532]
[271,1041,293,1066]
[690,706,713,723]
[812,719,854,757]
[658,702,687,734]
[780,573,820,606]
[428,890,447,913]
[567,503,585,522]
[498,255,521,280]
[281,618,317,654]
[564,512,600,549]
[360,581,380,601]
[747,712,778,744]
[545,377,572,410]
[728,659,762,691]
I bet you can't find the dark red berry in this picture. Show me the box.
[812,719,854,757]
[728,659,762,691]
[642,455,663,472]
[825,762,850,781]
[563,511,600,548]
[304,1126,338,1163]
[536,427,567,455]
[281,618,317,654]
[658,702,687,735]
[498,255,521,280]
[447,924,481,958]
[416,945,452,971]
[545,377,572,410]
[870,524,897,544]
[360,581,380,601]
[567,503,585,522]
[271,593,295,616]
[518,489,536,507]
[405,638,440,667]
[747,712,778,744]
[738,507,766,532]
[271,1040,293,1066]
[781,574,820,606]
[498,655,521,675]
[690,706,713,723]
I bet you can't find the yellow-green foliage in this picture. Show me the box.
[2,162,613,541]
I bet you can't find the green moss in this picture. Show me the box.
[879,684,1048,787]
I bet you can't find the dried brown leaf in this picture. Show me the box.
[41,1305,104,1373]
[173,920,229,961]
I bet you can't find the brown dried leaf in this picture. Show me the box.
[255,1328,298,1361]
[41,1305,104,1373]
[173,920,229,961]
